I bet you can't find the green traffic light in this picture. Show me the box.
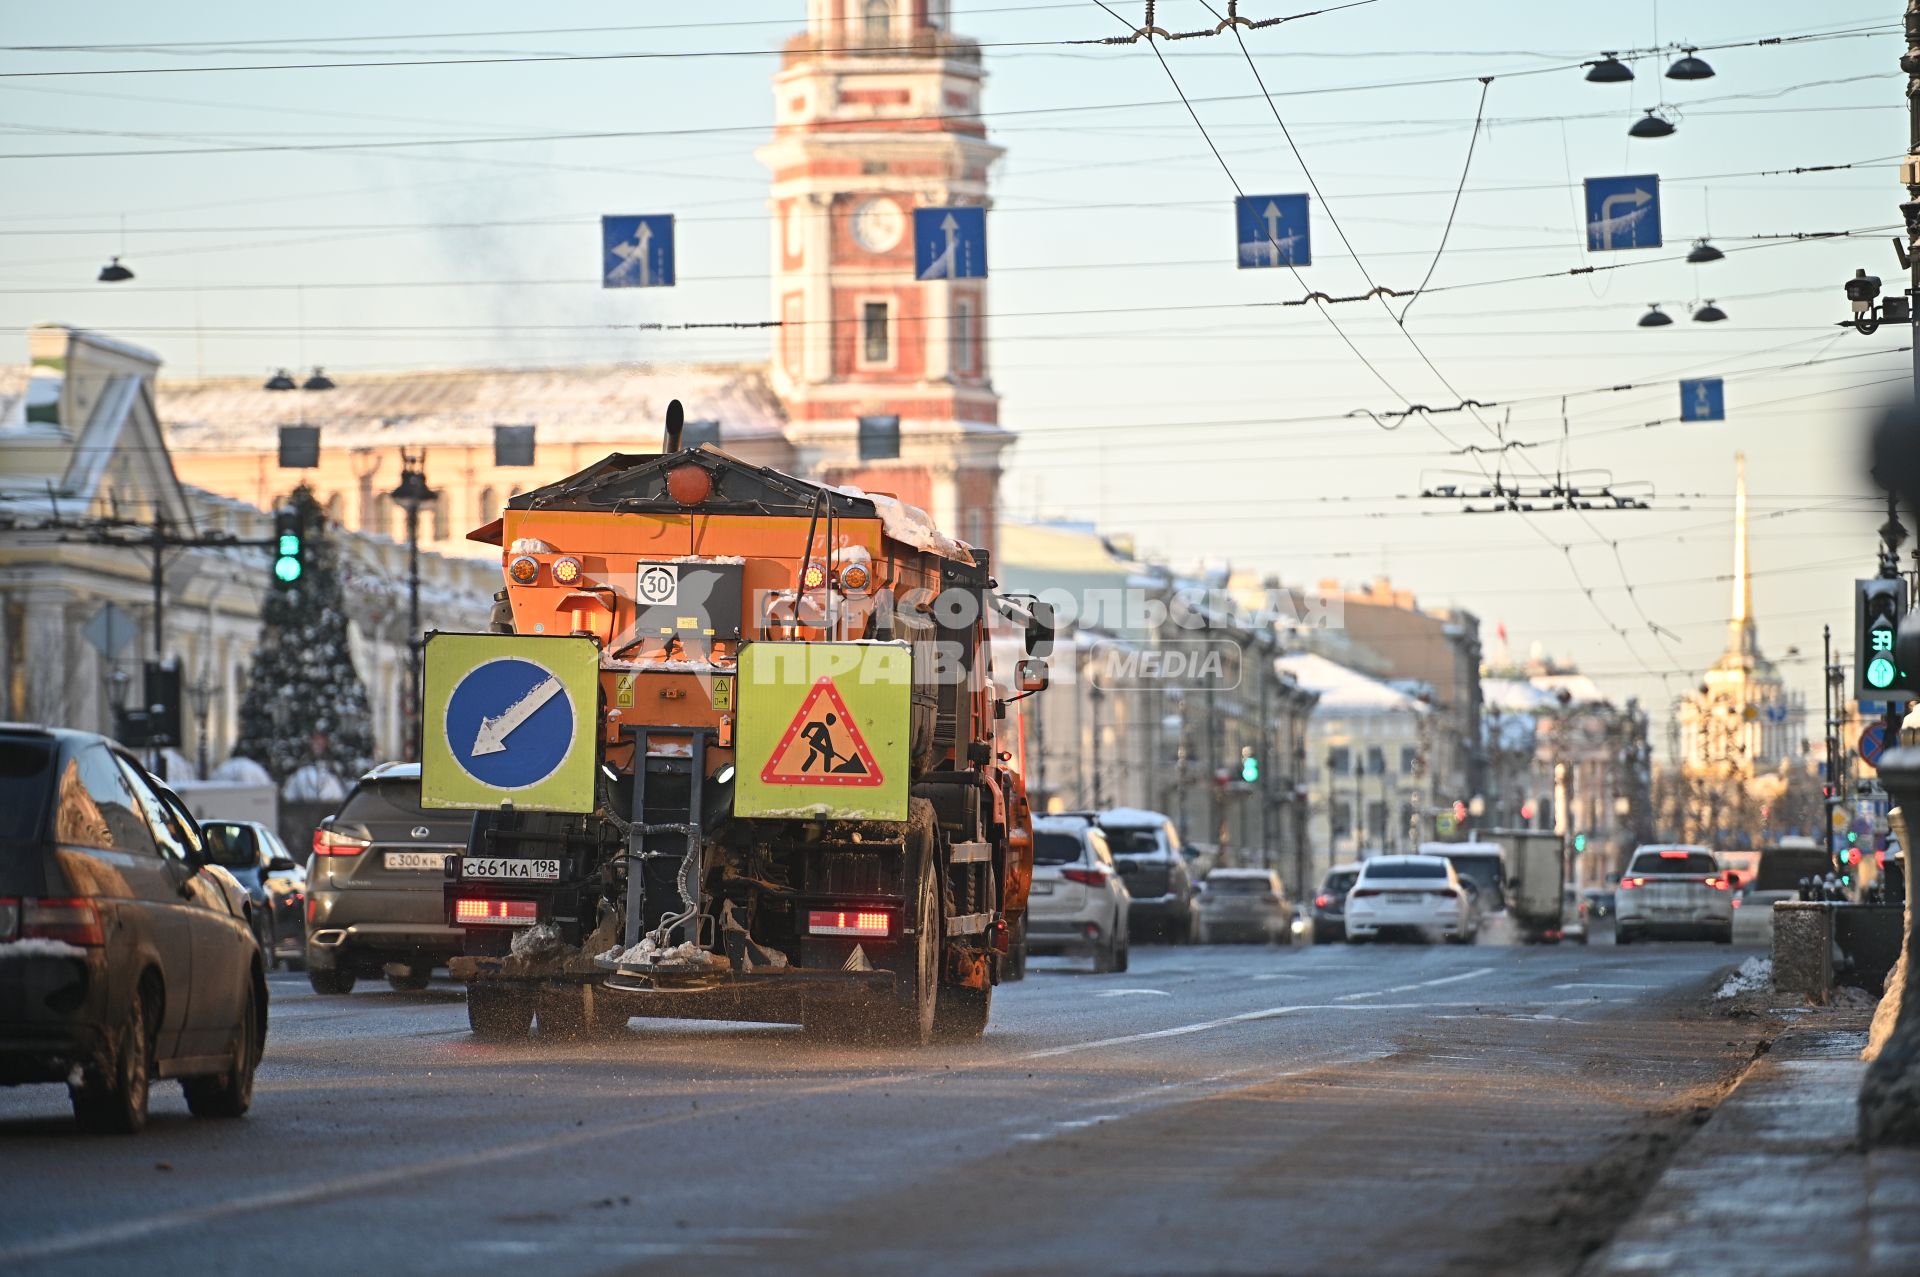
[274,556,303,584]
[278,532,301,556]
[1573,834,1586,852]
[1241,755,1259,783]
[1869,655,1897,689]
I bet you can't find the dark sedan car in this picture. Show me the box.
[201,820,307,970]
[305,762,470,994]
[1309,863,1362,944]
[0,725,266,1132]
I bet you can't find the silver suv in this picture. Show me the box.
[304,763,470,994]
[1615,845,1734,945]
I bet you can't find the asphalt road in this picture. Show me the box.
[0,935,1774,1277]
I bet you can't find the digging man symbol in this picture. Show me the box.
[801,713,867,776]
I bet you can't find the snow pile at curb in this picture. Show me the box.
[1715,956,1771,1000]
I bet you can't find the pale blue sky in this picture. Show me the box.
[0,1,1905,731]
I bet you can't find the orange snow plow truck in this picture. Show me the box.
[422,403,1050,1045]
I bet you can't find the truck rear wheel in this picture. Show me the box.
[872,807,940,1046]
[467,983,534,1041]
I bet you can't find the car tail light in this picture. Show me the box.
[455,898,538,926]
[807,909,890,938]
[1429,887,1458,899]
[1658,851,1691,860]
[1620,876,1645,890]
[21,898,105,946]
[1061,867,1107,886]
[1703,876,1730,890]
[1350,888,1381,898]
[1313,893,1330,908]
[307,894,319,925]
[313,827,371,856]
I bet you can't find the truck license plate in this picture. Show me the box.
[462,857,561,882]
[385,851,452,871]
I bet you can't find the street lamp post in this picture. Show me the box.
[389,451,437,763]
[187,672,216,780]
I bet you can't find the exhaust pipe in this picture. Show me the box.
[663,398,684,453]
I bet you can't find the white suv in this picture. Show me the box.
[1615,845,1734,945]
[1026,817,1131,972]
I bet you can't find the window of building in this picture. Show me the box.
[1400,744,1420,775]
[477,486,498,524]
[431,491,449,541]
[1365,745,1386,776]
[1329,800,1352,840]
[1327,745,1350,776]
[953,297,975,373]
[863,0,891,40]
[1366,800,1388,840]
[862,300,891,364]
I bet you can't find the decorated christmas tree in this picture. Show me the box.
[233,485,376,788]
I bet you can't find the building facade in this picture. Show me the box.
[0,325,497,775]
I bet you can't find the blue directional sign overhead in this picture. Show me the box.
[1235,194,1311,268]
[421,634,600,813]
[602,214,675,289]
[1583,175,1662,252]
[914,206,987,280]
[1680,377,1725,422]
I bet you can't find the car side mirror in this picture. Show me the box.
[269,857,298,873]
[1016,658,1049,693]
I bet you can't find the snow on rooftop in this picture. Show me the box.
[1277,652,1427,714]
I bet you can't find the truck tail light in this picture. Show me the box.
[313,827,371,856]
[807,909,890,938]
[455,898,538,926]
[21,898,105,946]
[1061,867,1107,887]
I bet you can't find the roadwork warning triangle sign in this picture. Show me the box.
[760,677,884,787]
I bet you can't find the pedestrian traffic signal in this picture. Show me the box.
[1239,747,1260,783]
[272,508,306,584]
[1855,577,1914,698]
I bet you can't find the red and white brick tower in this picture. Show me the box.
[758,0,1009,553]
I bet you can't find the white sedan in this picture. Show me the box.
[1344,855,1475,944]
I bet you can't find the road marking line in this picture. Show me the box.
[1094,988,1171,998]
[1334,966,1495,1002]
[1552,982,1648,990]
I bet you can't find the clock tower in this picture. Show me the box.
[757,0,1009,553]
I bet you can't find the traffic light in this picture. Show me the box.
[1855,577,1915,698]
[1519,801,1535,823]
[272,508,306,584]
[1573,833,1587,853]
[1452,800,1468,824]
[1239,747,1260,784]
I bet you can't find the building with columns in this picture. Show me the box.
[140,1,1010,563]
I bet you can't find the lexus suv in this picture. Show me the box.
[304,763,470,994]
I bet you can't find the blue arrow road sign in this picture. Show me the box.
[602,214,675,288]
[1861,722,1888,767]
[914,206,986,279]
[1235,194,1311,268]
[1680,377,1725,422]
[1583,175,1661,251]
[445,657,578,789]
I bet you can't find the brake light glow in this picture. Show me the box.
[1620,876,1645,889]
[807,910,890,938]
[1703,876,1730,891]
[1658,851,1691,860]
[20,898,105,946]
[1313,893,1330,908]
[551,556,583,586]
[313,827,371,856]
[507,554,540,585]
[1061,867,1107,886]
[455,898,539,926]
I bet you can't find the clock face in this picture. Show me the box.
[850,197,905,253]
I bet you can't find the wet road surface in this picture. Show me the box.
[0,938,1773,1276]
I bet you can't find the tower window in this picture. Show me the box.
[864,0,891,40]
[862,300,891,364]
[953,297,975,373]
